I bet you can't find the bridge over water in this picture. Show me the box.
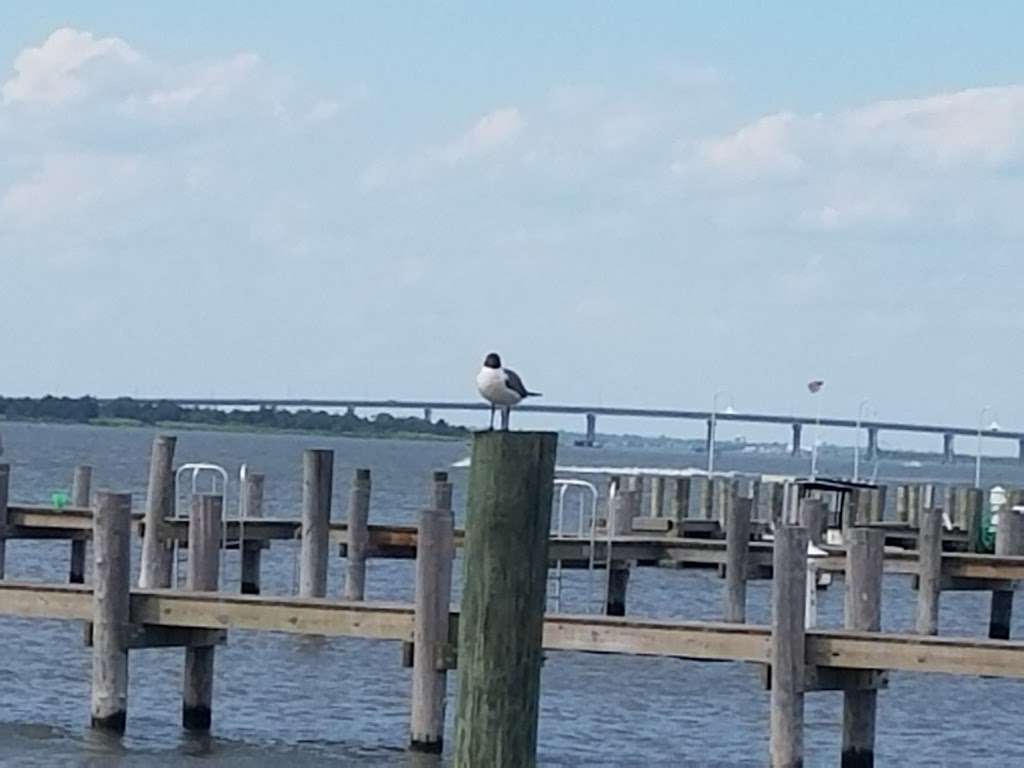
[143,398,1024,463]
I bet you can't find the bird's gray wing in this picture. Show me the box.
[504,368,530,398]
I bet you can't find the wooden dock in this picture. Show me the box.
[3,435,1024,766]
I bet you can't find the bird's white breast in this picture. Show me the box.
[476,367,522,406]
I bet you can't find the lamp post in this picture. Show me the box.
[975,406,998,489]
[807,380,824,480]
[853,400,874,483]
[707,391,734,477]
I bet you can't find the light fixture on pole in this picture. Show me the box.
[853,399,875,483]
[975,406,999,489]
[707,391,735,477]
[807,380,825,479]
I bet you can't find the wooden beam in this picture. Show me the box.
[3,582,1024,678]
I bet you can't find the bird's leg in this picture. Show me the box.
[501,407,511,431]
[489,405,495,431]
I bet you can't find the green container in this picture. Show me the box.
[52,491,69,511]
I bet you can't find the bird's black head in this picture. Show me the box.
[483,353,501,369]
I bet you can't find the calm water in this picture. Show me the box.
[2,421,1024,766]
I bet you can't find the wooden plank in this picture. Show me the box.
[4,582,1024,678]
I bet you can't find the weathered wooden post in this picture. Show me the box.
[746,479,762,521]
[915,507,944,635]
[715,478,738,527]
[69,465,93,584]
[410,506,455,752]
[869,485,887,524]
[299,449,333,598]
[669,477,691,533]
[699,476,714,520]
[0,463,9,579]
[453,431,557,768]
[964,489,984,552]
[606,489,637,616]
[841,527,884,766]
[139,435,176,589]
[91,491,132,732]
[183,494,222,730]
[345,468,372,601]
[942,486,957,531]
[650,476,666,517]
[990,504,1024,640]
[907,485,921,528]
[240,472,265,595]
[770,525,808,768]
[724,497,751,622]
[799,498,827,547]
[895,485,909,525]
[766,482,786,530]
[432,471,453,511]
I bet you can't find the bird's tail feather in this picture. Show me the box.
[527,391,542,397]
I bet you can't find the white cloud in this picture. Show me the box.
[677,84,1024,232]
[144,52,261,109]
[693,111,806,179]
[0,152,153,242]
[442,107,523,162]
[2,27,140,105]
[363,106,524,187]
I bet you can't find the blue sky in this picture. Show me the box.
[2,3,1023,443]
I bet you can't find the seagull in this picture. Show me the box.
[475,352,541,430]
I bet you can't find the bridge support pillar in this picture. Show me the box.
[423,408,432,423]
[1019,439,1024,465]
[943,433,955,464]
[866,427,879,461]
[791,423,802,456]
[585,413,597,447]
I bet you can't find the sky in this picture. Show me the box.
[2,3,1024,444]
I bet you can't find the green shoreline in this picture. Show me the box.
[1,416,472,443]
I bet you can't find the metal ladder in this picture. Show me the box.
[173,463,245,589]
[548,479,599,613]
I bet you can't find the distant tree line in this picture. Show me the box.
[0,396,468,438]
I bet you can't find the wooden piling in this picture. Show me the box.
[799,498,827,547]
[69,465,92,584]
[0,463,8,579]
[942,486,956,531]
[299,449,333,598]
[345,468,372,601]
[699,477,713,520]
[410,507,455,752]
[240,473,265,595]
[915,508,943,636]
[432,471,453,511]
[841,527,884,767]
[895,485,909,525]
[183,493,222,730]
[964,489,984,552]
[715,478,738,526]
[724,497,751,623]
[906,485,921,528]
[770,525,808,768]
[990,505,1024,640]
[669,477,691,532]
[650,476,666,517]
[139,435,176,589]
[766,482,786,530]
[453,431,557,768]
[91,491,132,732]
[606,489,636,616]
[869,486,887,524]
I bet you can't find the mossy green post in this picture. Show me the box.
[453,430,558,768]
